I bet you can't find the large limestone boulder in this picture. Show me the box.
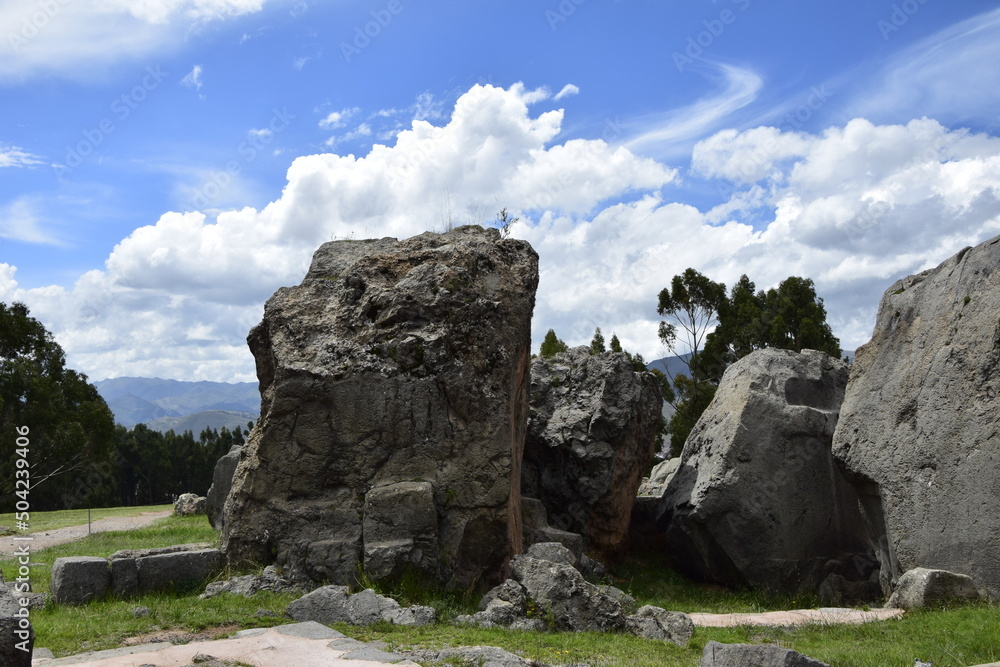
[832,235,1000,599]
[206,445,242,530]
[221,226,538,589]
[658,348,876,596]
[523,347,663,557]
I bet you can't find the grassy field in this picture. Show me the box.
[0,503,172,534]
[0,513,997,666]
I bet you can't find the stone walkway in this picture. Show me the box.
[689,606,905,627]
[32,622,417,666]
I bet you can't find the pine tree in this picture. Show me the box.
[539,329,568,358]
[590,327,606,354]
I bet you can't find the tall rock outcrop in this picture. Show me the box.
[206,445,241,531]
[523,347,663,558]
[221,226,538,590]
[832,235,1000,599]
[658,348,876,596]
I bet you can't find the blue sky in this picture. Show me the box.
[2,0,1000,382]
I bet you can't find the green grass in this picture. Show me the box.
[27,589,301,656]
[1,514,997,666]
[0,503,172,534]
[0,514,218,593]
[612,551,823,613]
[347,603,1000,667]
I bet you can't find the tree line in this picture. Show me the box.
[540,269,840,457]
[0,301,248,512]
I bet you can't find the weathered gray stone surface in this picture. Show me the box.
[134,549,224,593]
[286,585,436,627]
[222,226,538,589]
[51,545,223,604]
[459,553,690,645]
[201,565,304,599]
[428,646,544,667]
[523,346,662,557]
[206,445,241,530]
[832,235,1000,599]
[363,481,438,581]
[658,348,876,596]
[286,585,352,625]
[508,555,625,633]
[0,592,33,666]
[625,605,694,646]
[520,497,585,555]
[408,645,550,667]
[637,457,680,497]
[885,568,983,610]
[524,542,576,567]
[109,543,214,561]
[51,557,110,605]
[110,558,138,599]
[701,641,830,666]
[173,493,207,516]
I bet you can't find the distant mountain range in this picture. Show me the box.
[93,377,260,433]
[94,348,853,434]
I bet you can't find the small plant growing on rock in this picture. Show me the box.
[494,207,518,238]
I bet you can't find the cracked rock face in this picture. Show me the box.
[832,234,1000,599]
[658,348,876,596]
[221,226,538,589]
[523,346,663,558]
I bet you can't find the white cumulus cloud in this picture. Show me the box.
[9,85,1000,383]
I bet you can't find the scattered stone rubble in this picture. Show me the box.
[286,585,437,627]
[456,542,693,646]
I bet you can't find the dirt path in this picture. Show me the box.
[1,510,172,557]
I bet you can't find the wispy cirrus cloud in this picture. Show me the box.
[0,0,267,82]
[623,63,763,157]
[844,6,1000,128]
[0,143,43,168]
[181,64,204,91]
[0,196,63,245]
